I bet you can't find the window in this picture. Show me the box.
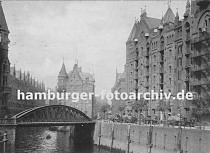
[169,78,171,85]
[152,109,155,114]
[141,31,144,38]
[2,63,6,71]
[178,70,182,80]
[205,20,208,27]
[178,45,182,54]
[178,83,181,92]
[3,76,7,87]
[177,58,182,67]
[1,99,4,106]
[169,66,171,73]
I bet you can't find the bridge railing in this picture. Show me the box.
[0,118,16,125]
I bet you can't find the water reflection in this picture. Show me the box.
[15,127,117,153]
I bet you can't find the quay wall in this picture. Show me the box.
[0,126,16,153]
[93,122,210,153]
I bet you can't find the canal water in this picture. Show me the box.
[14,127,120,153]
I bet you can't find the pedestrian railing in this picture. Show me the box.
[0,118,16,125]
[102,119,209,130]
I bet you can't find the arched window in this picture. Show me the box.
[204,14,210,28]
[205,19,208,27]
[140,31,144,38]
[209,18,210,26]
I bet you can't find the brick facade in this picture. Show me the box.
[57,62,95,118]
[124,0,210,120]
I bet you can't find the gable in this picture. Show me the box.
[144,17,161,29]
[163,7,175,24]
[127,22,138,42]
[68,70,83,85]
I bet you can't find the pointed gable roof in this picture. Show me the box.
[67,64,95,83]
[163,7,175,24]
[127,22,138,42]
[59,62,67,76]
[69,68,83,83]
[116,72,123,82]
[144,17,161,29]
[0,2,9,32]
[79,72,95,82]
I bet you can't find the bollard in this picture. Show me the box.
[98,121,102,147]
[177,128,182,153]
[126,124,131,153]
[148,126,153,153]
[110,123,115,151]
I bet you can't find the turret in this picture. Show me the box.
[140,6,147,19]
[184,0,191,18]
[174,10,179,27]
[0,1,11,117]
[57,61,68,92]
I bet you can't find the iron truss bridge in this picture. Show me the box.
[0,105,95,126]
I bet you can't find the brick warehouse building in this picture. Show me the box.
[57,61,95,118]
[111,69,127,116]
[125,0,210,121]
[0,2,46,118]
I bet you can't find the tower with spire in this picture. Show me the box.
[0,1,11,117]
[57,60,68,93]
[174,7,180,27]
[183,0,190,18]
[56,59,95,117]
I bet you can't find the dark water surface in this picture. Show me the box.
[15,127,115,153]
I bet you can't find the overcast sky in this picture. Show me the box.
[3,1,187,94]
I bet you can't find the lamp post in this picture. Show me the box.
[178,105,182,128]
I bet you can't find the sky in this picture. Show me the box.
[2,1,187,94]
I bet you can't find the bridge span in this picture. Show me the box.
[0,105,95,153]
[0,105,95,126]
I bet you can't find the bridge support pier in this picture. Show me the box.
[0,126,16,153]
[74,123,95,143]
[69,126,75,138]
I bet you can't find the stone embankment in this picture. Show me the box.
[93,121,210,153]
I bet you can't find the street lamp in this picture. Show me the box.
[178,105,182,128]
